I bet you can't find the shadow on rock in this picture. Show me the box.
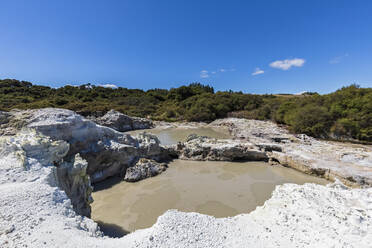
[92,176,122,192]
[96,221,129,238]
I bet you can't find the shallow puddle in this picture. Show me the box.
[91,160,328,234]
[127,126,231,145]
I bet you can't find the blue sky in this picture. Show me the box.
[0,0,371,94]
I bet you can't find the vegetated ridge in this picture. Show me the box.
[1,78,371,141]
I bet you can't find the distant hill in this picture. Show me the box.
[1,79,371,142]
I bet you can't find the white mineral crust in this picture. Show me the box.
[0,111,371,247]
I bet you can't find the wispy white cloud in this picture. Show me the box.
[269,58,305,70]
[200,70,209,78]
[200,68,235,78]
[252,68,264,76]
[100,84,118,89]
[329,53,348,64]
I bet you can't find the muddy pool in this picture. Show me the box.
[91,159,328,235]
[127,126,231,145]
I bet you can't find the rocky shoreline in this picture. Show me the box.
[0,108,371,247]
[172,135,269,162]
[148,116,372,187]
[208,118,372,187]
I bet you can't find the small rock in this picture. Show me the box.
[93,110,154,132]
[124,158,168,182]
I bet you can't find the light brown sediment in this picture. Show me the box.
[91,160,328,232]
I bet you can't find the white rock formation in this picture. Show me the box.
[89,109,154,132]
[0,108,170,183]
[1,110,372,247]
[124,158,167,182]
[0,131,371,247]
[173,134,268,161]
[210,118,372,186]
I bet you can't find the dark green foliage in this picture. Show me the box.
[286,105,332,137]
[1,79,372,141]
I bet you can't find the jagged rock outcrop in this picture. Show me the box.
[0,108,169,183]
[173,134,268,161]
[124,158,167,182]
[90,109,154,132]
[0,108,171,217]
[0,130,93,217]
[0,131,103,247]
[54,154,93,217]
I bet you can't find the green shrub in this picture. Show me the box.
[1,78,372,141]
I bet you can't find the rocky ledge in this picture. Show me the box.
[172,134,268,161]
[88,109,154,132]
[209,118,372,187]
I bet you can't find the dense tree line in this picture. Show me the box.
[1,79,371,142]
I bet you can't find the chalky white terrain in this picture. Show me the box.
[0,108,371,247]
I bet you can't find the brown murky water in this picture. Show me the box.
[91,160,328,233]
[128,126,231,145]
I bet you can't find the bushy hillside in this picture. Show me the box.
[1,79,371,141]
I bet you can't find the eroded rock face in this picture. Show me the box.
[91,109,154,132]
[0,108,168,183]
[0,130,93,217]
[173,134,268,161]
[124,158,167,182]
[0,131,103,247]
[54,154,93,217]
